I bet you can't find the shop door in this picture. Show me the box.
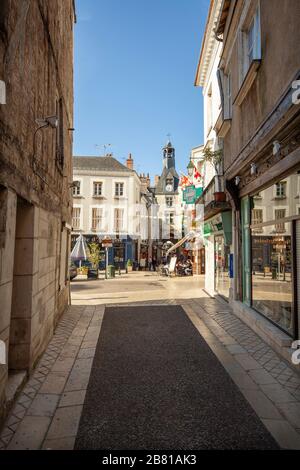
[215,235,230,300]
[114,245,125,269]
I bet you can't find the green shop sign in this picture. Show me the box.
[183,185,203,204]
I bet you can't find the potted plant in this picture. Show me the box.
[203,146,226,202]
[87,243,101,279]
[126,259,133,273]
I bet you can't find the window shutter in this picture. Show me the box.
[254,5,262,60]
[217,68,225,117]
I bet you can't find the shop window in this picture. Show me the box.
[249,171,300,336]
[251,222,292,335]
[215,235,230,300]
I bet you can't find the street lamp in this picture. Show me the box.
[187,159,194,179]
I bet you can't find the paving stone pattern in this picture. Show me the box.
[0,295,300,449]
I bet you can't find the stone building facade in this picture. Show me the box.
[150,141,182,262]
[72,155,149,269]
[0,0,75,421]
[196,0,300,361]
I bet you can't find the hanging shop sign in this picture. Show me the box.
[183,185,203,204]
[101,237,113,248]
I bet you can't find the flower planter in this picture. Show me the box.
[214,191,226,202]
[87,268,98,279]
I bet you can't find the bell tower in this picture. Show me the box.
[163,140,175,169]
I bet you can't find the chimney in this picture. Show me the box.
[154,175,160,186]
[126,153,134,170]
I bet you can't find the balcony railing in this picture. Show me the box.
[198,176,223,204]
[197,175,230,219]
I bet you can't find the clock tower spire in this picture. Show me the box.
[163,138,175,170]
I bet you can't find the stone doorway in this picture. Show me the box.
[8,197,35,373]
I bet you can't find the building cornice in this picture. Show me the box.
[194,0,223,88]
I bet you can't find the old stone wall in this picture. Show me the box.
[0,0,74,421]
[222,0,300,172]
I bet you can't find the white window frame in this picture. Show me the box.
[92,181,103,197]
[72,178,83,197]
[114,208,124,232]
[114,181,125,198]
[90,178,105,198]
[90,206,104,232]
[275,181,287,198]
[72,205,82,230]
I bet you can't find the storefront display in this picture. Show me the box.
[246,171,300,336]
[251,229,292,334]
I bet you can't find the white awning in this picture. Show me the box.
[166,231,197,255]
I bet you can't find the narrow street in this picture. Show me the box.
[1,274,300,450]
[1,0,300,459]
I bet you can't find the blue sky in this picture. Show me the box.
[74,0,210,179]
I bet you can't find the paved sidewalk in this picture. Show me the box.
[0,305,104,450]
[1,295,300,449]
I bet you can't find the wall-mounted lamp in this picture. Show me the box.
[273,140,281,156]
[32,115,59,182]
[69,181,80,189]
[187,159,194,178]
[35,115,58,129]
[234,176,241,186]
[250,163,257,176]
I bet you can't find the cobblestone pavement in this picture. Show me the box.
[1,280,300,449]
